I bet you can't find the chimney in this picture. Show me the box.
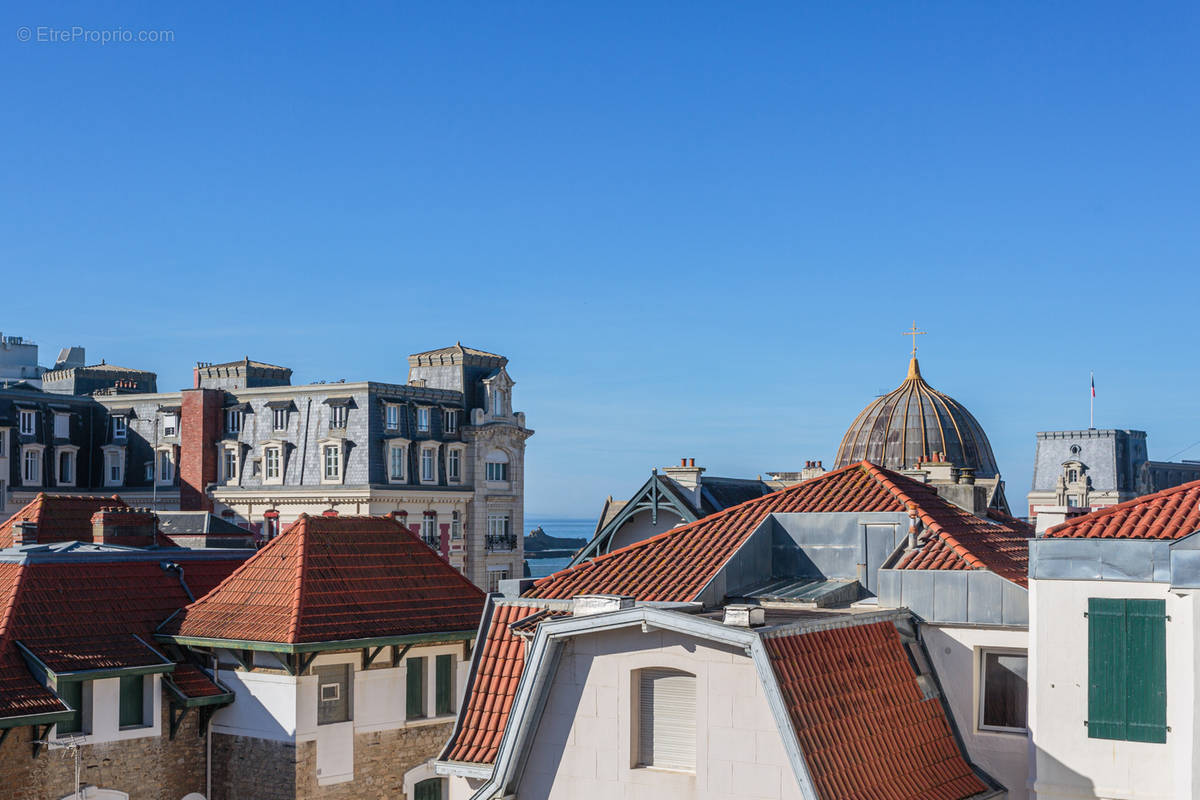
[663,458,706,505]
[91,508,157,547]
[180,388,222,511]
[12,521,37,546]
[572,594,635,617]
[723,604,766,628]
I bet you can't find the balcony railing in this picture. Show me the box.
[485,534,517,552]
[422,533,440,550]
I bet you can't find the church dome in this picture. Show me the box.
[834,357,1000,477]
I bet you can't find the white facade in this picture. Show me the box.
[50,674,164,746]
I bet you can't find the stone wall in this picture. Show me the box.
[0,700,206,800]
[212,722,453,800]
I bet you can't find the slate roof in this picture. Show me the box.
[697,476,774,515]
[0,555,243,723]
[530,462,1032,601]
[442,602,554,764]
[200,357,290,371]
[410,343,504,360]
[763,620,991,800]
[1043,478,1200,540]
[160,515,486,645]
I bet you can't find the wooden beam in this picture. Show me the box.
[362,646,386,671]
[296,652,318,675]
[169,704,190,740]
[391,644,412,669]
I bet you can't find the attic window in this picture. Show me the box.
[636,668,696,772]
[19,409,35,436]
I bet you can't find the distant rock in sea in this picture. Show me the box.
[524,525,586,555]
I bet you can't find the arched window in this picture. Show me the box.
[636,668,696,771]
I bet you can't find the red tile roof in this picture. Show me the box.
[443,602,550,764]
[764,620,990,800]
[1044,479,1200,540]
[161,515,486,645]
[0,494,125,548]
[167,664,229,699]
[0,556,243,722]
[527,462,1032,600]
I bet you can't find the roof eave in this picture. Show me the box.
[155,628,477,654]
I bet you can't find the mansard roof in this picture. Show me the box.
[159,515,486,647]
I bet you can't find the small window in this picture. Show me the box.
[443,410,458,434]
[316,664,351,725]
[264,446,281,480]
[323,444,342,481]
[385,404,399,431]
[158,450,174,483]
[422,513,438,546]
[414,778,445,800]
[1067,469,1078,483]
[145,462,154,481]
[486,568,509,593]
[105,449,123,486]
[486,461,508,482]
[223,448,238,482]
[162,413,178,437]
[421,448,436,482]
[1070,444,1081,455]
[417,407,431,432]
[56,680,89,735]
[979,650,1028,733]
[435,653,454,716]
[448,449,461,482]
[119,675,145,728]
[225,410,241,435]
[451,511,462,540]
[272,407,288,431]
[406,657,426,719]
[53,413,69,439]
[330,406,348,429]
[491,390,504,416]
[24,449,41,484]
[58,450,74,485]
[111,415,126,440]
[389,445,406,481]
[637,668,696,771]
[18,409,35,436]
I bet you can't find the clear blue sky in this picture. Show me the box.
[4,3,1198,518]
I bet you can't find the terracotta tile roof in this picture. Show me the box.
[443,603,551,764]
[0,494,126,548]
[1044,479,1200,540]
[167,664,229,699]
[161,515,486,645]
[764,620,990,800]
[0,556,243,721]
[527,462,1031,600]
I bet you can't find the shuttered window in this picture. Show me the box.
[118,675,144,728]
[414,778,444,800]
[407,657,426,719]
[1088,597,1167,743]
[435,654,453,715]
[57,680,85,734]
[636,668,696,771]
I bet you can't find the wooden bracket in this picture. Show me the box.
[169,704,190,740]
[362,646,386,671]
[391,644,412,669]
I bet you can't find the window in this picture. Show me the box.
[451,511,462,540]
[979,650,1028,732]
[486,461,508,482]
[417,407,430,432]
[223,448,238,482]
[414,778,445,800]
[1067,469,1079,483]
[486,569,510,593]
[264,446,281,481]
[158,450,174,483]
[272,407,288,431]
[323,444,342,481]
[444,410,458,434]
[119,675,145,728]
[389,444,406,481]
[145,462,154,481]
[385,404,399,431]
[407,657,426,719]
[1067,495,1080,507]
[435,654,454,716]
[56,680,89,735]
[448,449,461,482]
[58,449,74,485]
[263,512,280,540]
[637,668,696,771]
[225,409,241,435]
[422,513,438,547]
[1088,597,1167,743]
[53,413,69,439]
[421,448,436,482]
[0,429,5,451]
[316,664,351,725]
[111,415,126,440]
[330,405,348,429]
[18,409,35,436]
[491,390,504,416]
[162,413,178,437]
[487,513,512,551]
[24,448,41,484]
[105,449,123,486]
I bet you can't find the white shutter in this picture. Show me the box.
[637,669,696,771]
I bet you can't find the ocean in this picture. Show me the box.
[524,516,595,579]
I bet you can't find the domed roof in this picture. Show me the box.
[834,357,1000,477]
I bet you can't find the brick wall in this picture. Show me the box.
[181,388,221,511]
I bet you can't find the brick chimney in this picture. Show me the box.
[91,508,157,547]
[12,521,38,546]
[180,388,222,511]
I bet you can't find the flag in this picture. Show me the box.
[1091,372,1095,398]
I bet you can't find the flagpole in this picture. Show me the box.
[1090,371,1094,429]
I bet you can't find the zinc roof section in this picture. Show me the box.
[161,515,486,645]
[764,620,990,800]
[1043,478,1200,540]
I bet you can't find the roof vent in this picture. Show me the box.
[572,594,634,617]
[723,604,766,628]
[12,521,37,546]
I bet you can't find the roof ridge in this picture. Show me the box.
[1046,476,1200,536]
[0,562,28,640]
[288,516,310,643]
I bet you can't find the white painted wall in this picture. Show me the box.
[51,674,162,746]
[1029,578,1197,800]
[511,627,803,800]
[923,624,1030,800]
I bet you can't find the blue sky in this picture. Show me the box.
[3,3,1198,518]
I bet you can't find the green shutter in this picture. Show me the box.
[436,654,453,716]
[414,778,444,800]
[119,675,144,728]
[1088,597,1167,743]
[1126,599,1168,743]
[57,680,83,734]
[406,657,426,719]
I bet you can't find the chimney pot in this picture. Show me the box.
[688,458,695,467]
[681,458,687,467]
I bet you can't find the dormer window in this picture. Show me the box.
[225,410,242,435]
[272,407,287,432]
[444,410,459,434]
[19,410,36,437]
[491,390,505,416]
[162,413,178,438]
[385,404,400,431]
[417,407,431,433]
[222,447,239,482]
[53,413,69,439]
[330,405,348,430]
[1067,469,1078,483]
[111,415,126,440]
